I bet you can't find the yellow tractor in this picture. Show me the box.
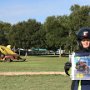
[0,45,26,62]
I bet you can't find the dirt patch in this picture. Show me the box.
[0,72,65,76]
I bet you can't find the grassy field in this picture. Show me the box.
[0,75,71,90]
[0,56,68,72]
[0,55,72,90]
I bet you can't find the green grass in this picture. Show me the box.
[0,75,71,90]
[0,56,68,72]
[0,55,71,90]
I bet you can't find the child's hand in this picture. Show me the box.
[64,62,71,76]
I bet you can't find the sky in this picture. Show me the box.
[0,0,90,24]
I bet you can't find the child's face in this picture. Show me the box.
[81,39,90,48]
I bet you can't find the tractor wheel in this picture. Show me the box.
[4,58,12,62]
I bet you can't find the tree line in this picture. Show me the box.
[0,4,90,53]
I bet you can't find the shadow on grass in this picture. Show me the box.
[30,55,60,58]
[0,59,27,62]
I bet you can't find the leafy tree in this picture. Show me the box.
[0,21,11,45]
[31,25,47,48]
[44,16,68,51]
[8,19,41,49]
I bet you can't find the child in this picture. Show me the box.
[64,27,90,90]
